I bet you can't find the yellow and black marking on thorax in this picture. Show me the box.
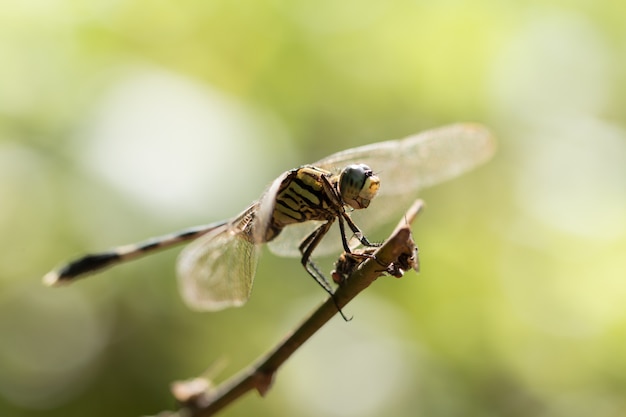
[265,166,341,241]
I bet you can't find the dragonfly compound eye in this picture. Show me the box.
[339,164,380,209]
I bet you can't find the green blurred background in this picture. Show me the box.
[2,1,626,416]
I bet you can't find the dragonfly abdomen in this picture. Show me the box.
[44,223,226,285]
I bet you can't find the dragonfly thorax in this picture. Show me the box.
[337,164,380,210]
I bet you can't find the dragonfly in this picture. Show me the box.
[43,123,495,314]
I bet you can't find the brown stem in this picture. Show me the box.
[155,199,424,417]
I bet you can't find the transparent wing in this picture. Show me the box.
[268,123,495,258]
[315,123,495,195]
[177,218,260,311]
[267,220,326,257]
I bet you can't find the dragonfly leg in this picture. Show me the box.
[318,169,379,249]
[341,212,382,248]
[336,214,352,253]
[299,221,351,321]
[299,221,335,295]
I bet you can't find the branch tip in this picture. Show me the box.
[171,377,211,405]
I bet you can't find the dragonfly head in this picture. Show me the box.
[338,164,380,209]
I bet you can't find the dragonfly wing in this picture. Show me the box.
[267,218,370,258]
[177,220,259,311]
[314,123,496,239]
[267,220,324,257]
[315,123,495,196]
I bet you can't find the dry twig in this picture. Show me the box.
[154,199,424,417]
